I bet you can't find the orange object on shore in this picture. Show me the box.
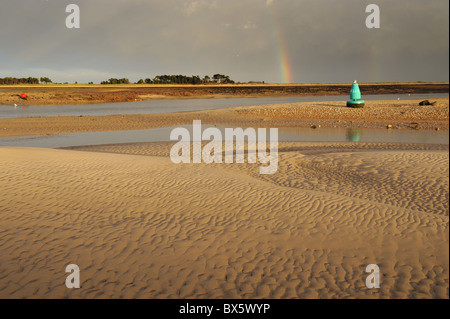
[20,93,28,99]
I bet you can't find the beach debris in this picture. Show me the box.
[387,125,393,129]
[311,125,318,129]
[419,100,437,106]
[436,127,440,131]
[19,93,28,100]
[347,80,365,108]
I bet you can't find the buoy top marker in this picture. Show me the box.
[347,80,365,108]
[350,81,362,100]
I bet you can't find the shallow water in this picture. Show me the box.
[0,126,447,149]
[1,93,448,119]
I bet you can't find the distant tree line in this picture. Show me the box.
[101,74,235,85]
[40,77,52,84]
[100,78,130,85]
[1,74,236,85]
[0,77,54,85]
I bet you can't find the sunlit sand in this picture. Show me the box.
[0,142,448,298]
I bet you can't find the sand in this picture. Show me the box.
[0,98,448,138]
[0,83,447,105]
[0,142,448,299]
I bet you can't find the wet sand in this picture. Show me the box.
[0,142,448,298]
[0,90,448,299]
[0,98,448,138]
[0,83,448,105]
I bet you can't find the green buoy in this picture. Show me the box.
[347,80,365,108]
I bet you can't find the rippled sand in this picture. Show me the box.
[0,142,448,299]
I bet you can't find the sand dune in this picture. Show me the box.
[0,144,448,299]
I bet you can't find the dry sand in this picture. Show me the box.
[0,142,448,299]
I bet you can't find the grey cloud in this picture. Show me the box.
[0,0,448,83]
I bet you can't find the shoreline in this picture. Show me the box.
[0,98,448,138]
[63,141,450,157]
[0,83,448,106]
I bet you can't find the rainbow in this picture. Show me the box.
[269,3,294,84]
[368,44,381,82]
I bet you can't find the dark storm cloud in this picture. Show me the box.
[0,0,448,83]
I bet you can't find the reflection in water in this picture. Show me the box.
[346,129,362,142]
[0,126,448,149]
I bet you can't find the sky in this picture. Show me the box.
[0,0,448,84]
